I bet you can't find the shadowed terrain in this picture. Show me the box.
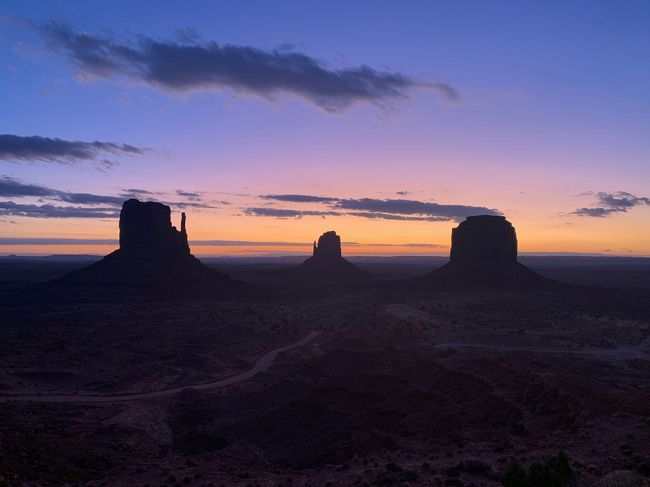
[1,256,650,486]
[59,200,235,291]
[1,206,650,486]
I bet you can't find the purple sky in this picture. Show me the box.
[1,1,649,255]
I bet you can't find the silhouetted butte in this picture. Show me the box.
[420,215,547,287]
[294,231,367,278]
[59,199,234,290]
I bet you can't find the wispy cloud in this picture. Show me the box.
[249,194,500,222]
[346,211,449,222]
[0,175,124,205]
[0,176,58,198]
[0,176,222,218]
[0,201,119,219]
[333,198,501,220]
[0,134,148,168]
[37,21,458,112]
[243,207,340,219]
[572,191,650,217]
[175,189,202,200]
[260,194,338,203]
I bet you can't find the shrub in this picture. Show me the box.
[502,452,576,487]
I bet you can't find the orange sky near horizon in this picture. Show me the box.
[2,200,649,256]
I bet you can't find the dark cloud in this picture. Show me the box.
[596,191,650,209]
[246,195,500,222]
[243,207,340,219]
[0,201,119,219]
[346,211,450,222]
[170,200,220,210]
[0,176,57,197]
[334,198,501,221]
[0,176,219,217]
[257,195,498,221]
[0,176,124,206]
[56,192,125,205]
[176,190,202,200]
[260,194,338,203]
[0,134,148,166]
[38,21,455,112]
[120,188,220,208]
[121,188,157,197]
[572,191,650,217]
[572,207,620,217]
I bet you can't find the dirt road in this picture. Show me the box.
[0,331,321,404]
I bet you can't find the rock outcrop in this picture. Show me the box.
[119,199,190,256]
[420,215,546,287]
[59,199,234,292]
[295,231,367,278]
[312,231,342,258]
[450,215,517,269]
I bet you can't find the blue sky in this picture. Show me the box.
[1,0,649,255]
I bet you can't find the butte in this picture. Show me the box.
[58,199,237,293]
[294,231,368,278]
[419,215,548,288]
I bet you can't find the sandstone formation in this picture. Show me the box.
[450,215,517,268]
[421,215,546,287]
[119,199,190,256]
[312,231,342,258]
[59,199,233,291]
[295,231,367,278]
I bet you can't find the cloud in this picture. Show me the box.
[596,191,650,209]
[0,176,124,206]
[38,21,456,112]
[260,194,338,203]
[121,188,157,197]
[572,191,650,217]
[176,190,202,200]
[572,207,620,217]
[0,176,220,217]
[243,207,340,219]
[0,134,148,167]
[0,176,58,198]
[245,194,501,222]
[56,192,126,205]
[169,200,220,209]
[333,198,501,221]
[431,82,461,103]
[0,201,119,218]
[346,211,450,222]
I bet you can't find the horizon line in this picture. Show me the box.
[1,252,648,259]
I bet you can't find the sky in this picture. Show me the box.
[1,0,649,256]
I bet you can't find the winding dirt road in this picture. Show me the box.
[0,331,321,404]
